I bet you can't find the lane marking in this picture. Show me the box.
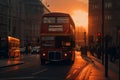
[32,68,48,75]
[66,74,71,79]
[72,69,77,74]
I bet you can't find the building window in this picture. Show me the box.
[92,4,98,9]
[105,15,112,21]
[105,2,112,8]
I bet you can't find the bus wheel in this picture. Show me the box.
[41,58,45,65]
[66,59,72,65]
[72,59,74,63]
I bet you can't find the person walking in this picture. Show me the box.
[109,44,117,62]
[25,45,29,55]
[97,46,101,59]
[80,45,87,57]
[90,46,94,56]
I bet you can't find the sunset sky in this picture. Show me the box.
[42,0,88,31]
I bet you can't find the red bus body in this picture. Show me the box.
[40,12,75,64]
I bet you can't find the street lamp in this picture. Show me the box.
[102,0,108,77]
[101,0,104,65]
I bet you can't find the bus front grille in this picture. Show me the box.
[48,51,62,61]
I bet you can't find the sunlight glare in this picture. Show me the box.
[71,10,88,27]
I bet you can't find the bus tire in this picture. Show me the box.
[41,58,45,65]
[72,59,74,63]
[66,59,72,65]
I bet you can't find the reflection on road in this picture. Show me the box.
[0,51,98,80]
[66,51,90,80]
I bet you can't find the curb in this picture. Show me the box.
[0,62,24,68]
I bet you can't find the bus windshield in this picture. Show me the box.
[41,36,55,47]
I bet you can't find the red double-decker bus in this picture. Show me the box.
[40,12,75,65]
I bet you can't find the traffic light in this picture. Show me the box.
[97,32,101,37]
[97,32,101,44]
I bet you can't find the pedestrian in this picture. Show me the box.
[80,45,87,57]
[116,46,119,59]
[90,46,94,56]
[97,46,101,59]
[25,45,29,55]
[80,46,84,56]
[28,46,32,54]
[109,45,117,62]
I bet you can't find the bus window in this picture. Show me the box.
[43,17,55,23]
[57,17,69,23]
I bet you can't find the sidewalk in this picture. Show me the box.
[76,52,107,80]
[87,52,119,80]
[0,54,39,68]
[0,57,24,68]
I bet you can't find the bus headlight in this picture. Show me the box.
[64,53,67,57]
[42,53,46,56]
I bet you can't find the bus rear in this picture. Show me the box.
[40,12,75,65]
[0,36,20,58]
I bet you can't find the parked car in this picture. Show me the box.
[31,46,40,54]
[20,47,25,54]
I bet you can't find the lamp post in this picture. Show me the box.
[101,0,108,77]
[101,0,104,65]
[84,32,86,46]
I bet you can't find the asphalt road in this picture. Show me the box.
[0,51,93,80]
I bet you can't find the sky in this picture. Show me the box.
[42,0,88,30]
[42,0,88,13]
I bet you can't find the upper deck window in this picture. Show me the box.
[57,17,69,23]
[43,17,55,23]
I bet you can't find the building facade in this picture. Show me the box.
[88,0,120,46]
[23,0,50,47]
[0,0,50,47]
[0,0,9,37]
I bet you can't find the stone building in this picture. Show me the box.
[23,0,50,47]
[0,0,50,47]
[0,0,9,37]
[88,0,120,46]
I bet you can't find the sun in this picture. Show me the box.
[71,10,88,27]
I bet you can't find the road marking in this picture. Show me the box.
[32,68,48,75]
[72,69,77,74]
[66,74,71,79]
